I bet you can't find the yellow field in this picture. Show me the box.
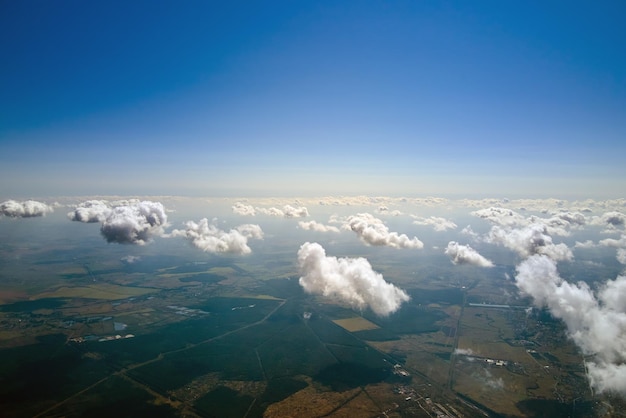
[333,317,380,332]
[32,283,157,300]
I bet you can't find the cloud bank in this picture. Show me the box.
[345,213,423,249]
[297,242,410,316]
[172,219,263,255]
[516,255,626,394]
[100,201,168,245]
[445,242,494,267]
[1,200,53,218]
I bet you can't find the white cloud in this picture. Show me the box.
[100,201,168,245]
[256,204,309,218]
[516,255,626,394]
[487,224,573,261]
[460,225,479,240]
[595,235,626,265]
[298,220,340,233]
[599,235,626,248]
[297,242,410,316]
[591,212,626,231]
[234,223,264,240]
[412,216,457,232]
[0,200,53,218]
[68,200,111,223]
[472,207,528,228]
[529,211,587,237]
[445,242,494,267]
[454,348,475,356]
[121,255,141,264]
[575,240,597,249]
[232,202,256,216]
[171,219,263,255]
[345,213,423,249]
[376,206,403,216]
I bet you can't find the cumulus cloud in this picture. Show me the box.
[599,235,626,248]
[549,211,587,228]
[256,204,309,218]
[171,219,263,255]
[472,207,527,228]
[516,255,626,394]
[298,220,340,233]
[376,206,403,216]
[100,201,168,245]
[575,240,597,249]
[591,212,626,232]
[412,216,457,232]
[529,212,588,237]
[297,242,410,316]
[595,235,626,265]
[345,213,423,249]
[68,200,111,223]
[445,242,494,267]
[473,207,585,237]
[0,200,53,218]
[487,224,573,261]
[460,225,479,240]
[232,202,256,216]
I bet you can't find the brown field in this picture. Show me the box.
[264,384,362,418]
[333,317,380,332]
[0,290,29,304]
[32,283,157,300]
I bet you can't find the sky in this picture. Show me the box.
[1,1,625,198]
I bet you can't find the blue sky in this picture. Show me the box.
[1,1,624,198]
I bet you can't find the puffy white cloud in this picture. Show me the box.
[412,216,457,232]
[234,223,264,240]
[473,206,587,237]
[596,235,626,265]
[460,225,479,240]
[100,201,168,245]
[575,240,597,249]
[0,200,53,218]
[298,220,340,233]
[297,242,410,316]
[171,219,263,255]
[516,255,626,394]
[472,207,527,228]
[599,235,626,248]
[527,212,587,237]
[487,224,573,261]
[232,202,256,216]
[256,204,309,218]
[445,242,494,267]
[345,213,423,249]
[591,212,626,231]
[68,200,111,223]
[376,206,403,216]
